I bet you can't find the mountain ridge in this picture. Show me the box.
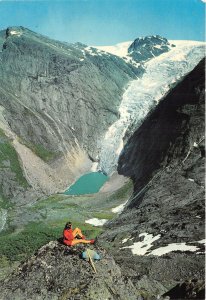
[94,37,205,60]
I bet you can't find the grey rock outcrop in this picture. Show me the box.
[0,241,139,300]
[98,59,205,298]
[128,35,173,62]
[0,26,140,160]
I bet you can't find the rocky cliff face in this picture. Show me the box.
[128,35,173,62]
[0,27,140,159]
[0,26,142,198]
[98,59,205,298]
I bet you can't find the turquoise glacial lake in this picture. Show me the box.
[64,172,109,195]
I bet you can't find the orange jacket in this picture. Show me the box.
[63,229,74,245]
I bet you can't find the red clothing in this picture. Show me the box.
[63,227,93,246]
[63,228,74,246]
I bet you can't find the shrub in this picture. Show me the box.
[0,131,28,187]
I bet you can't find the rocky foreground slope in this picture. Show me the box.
[0,241,139,300]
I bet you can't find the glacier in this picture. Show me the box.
[97,41,205,175]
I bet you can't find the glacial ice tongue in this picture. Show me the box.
[98,41,205,175]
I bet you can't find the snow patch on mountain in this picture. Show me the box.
[148,243,199,256]
[121,233,161,255]
[121,232,205,256]
[10,30,22,37]
[94,41,132,57]
[85,218,108,226]
[111,200,128,214]
[95,39,204,62]
[169,40,205,45]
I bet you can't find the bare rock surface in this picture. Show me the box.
[0,241,138,300]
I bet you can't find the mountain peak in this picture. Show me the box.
[128,35,170,50]
[5,26,24,38]
[128,35,174,62]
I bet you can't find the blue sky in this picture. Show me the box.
[0,0,205,45]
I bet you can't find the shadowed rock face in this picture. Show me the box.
[98,59,205,297]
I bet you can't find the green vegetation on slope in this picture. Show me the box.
[107,179,133,202]
[0,191,13,210]
[0,178,133,277]
[93,212,115,220]
[19,137,58,162]
[0,220,102,263]
[0,129,28,187]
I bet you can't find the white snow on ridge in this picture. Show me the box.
[82,46,105,57]
[122,237,134,244]
[94,40,205,59]
[169,40,205,46]
[121,233,161,255]
[91,162,98,172]
[85,218,108,226]
[111,200,128,214]
[94,41,132,57]
[98,41,205,175]
[121,232,205,256]
[10,30,22,37]
[148,243,199,256]
[197,239,206,244]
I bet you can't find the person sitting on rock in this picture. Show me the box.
[63,222,95,246]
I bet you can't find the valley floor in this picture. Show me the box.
[0,176,133,280]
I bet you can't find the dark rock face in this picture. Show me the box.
[0,241,138,300]
[163,279,205,299]
[0,26,141,159]
[98,59,205,297]
[128,35,173,62]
